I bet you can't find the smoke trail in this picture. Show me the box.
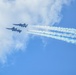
[31,25,76,34]
[28,30,76,44]
[28,29,76,38]
[27,25,76,44]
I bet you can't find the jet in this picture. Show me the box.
[6,27,22,33]
[13,23,28,27]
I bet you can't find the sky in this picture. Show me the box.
[0,0,76,75]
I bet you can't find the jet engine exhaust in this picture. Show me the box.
[27,25,76,44]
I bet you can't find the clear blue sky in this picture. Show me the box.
[0,1,76,75]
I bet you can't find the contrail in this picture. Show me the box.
[27,25,76,44]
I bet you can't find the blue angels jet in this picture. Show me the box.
[6,27,22,33]
[13,23,28,28]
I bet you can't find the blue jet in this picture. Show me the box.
[6,27,22,33]
[13,23,28,27]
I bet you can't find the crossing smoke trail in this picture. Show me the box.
[27,26,76,44]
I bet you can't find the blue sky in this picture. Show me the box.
[0,0,76,75]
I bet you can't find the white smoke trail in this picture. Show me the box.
[27,25,76,44]
[28,29,76,38]
[31,25,76,34]
[28,30,76,44]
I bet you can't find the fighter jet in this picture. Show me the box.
[13,23,28,28]
[6,27,22,33]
